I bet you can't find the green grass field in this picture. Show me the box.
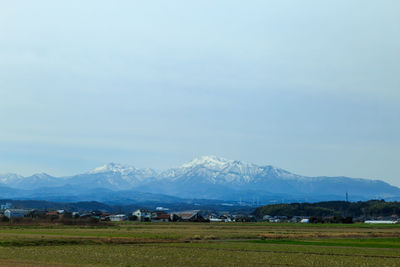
[0,222,399,266]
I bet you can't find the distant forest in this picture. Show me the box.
[253,200,400,219]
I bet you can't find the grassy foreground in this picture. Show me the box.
[0,222,399,266]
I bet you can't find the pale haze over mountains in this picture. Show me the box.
[1,156,399,204]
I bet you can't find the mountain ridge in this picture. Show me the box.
[1,156,399,203]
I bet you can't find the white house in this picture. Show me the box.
[4,209,30,219]
[132,209,151,221]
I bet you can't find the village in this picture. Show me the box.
[0,202,257,223]
[1,202,399,224]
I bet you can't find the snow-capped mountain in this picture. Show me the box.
[0,156,399,202]
[0,173,23,184]
[89,162,137,174]
[89,162,157,178]
[0,172,60,190]
[62,163,158,190]
[159,156,304,188]
[161,156,265,183]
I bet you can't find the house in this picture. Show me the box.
[151,212,170,222]
[132,209,151,221]
[4,209,31,219]
[170,210,205,222]
[109,214,128,222]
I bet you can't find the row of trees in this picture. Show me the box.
[253,200,400,219]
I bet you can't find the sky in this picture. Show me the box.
[0,1,399,186]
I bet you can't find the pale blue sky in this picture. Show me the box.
[1,1,399,186]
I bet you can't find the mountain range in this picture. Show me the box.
[1,156,399,204]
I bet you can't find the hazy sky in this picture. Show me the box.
[1,1,399,186]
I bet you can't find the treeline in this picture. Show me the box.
[253,200,400,219]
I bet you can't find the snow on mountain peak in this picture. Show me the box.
[177,156,265,182]
[89,162,136,174]
[181,155,232,169]
[0,173,23,184]
[30,172,52,178]
[89,163,158,179]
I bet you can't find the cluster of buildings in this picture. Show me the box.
[131,210,258,222]
[0,208,72,220]
[112,210,255,222]
[261,215,310,223]
[0,203,208,222]
[131,209,206,222]
[0,203,33,219]
[0,208,207,222]
[0,203,254,223]
[3,201,397,224]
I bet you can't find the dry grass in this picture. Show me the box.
[0,222,399,266]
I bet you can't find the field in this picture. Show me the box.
[0,222,399,266]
